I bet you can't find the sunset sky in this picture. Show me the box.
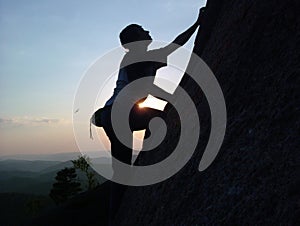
[0,0,206,158]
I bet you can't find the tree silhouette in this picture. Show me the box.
[49,167,82,204]
[72,155,98,190]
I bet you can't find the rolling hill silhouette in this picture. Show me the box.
[0,157,111,225]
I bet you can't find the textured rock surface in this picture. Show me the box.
[114,0,300,225]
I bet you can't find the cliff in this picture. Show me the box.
[114,0,299,225]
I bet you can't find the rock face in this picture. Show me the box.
[114,0,299,225]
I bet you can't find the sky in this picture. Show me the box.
[0,0,206,158]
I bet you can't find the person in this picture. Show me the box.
[101,8,205,223]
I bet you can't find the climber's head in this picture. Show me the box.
[119,24,152,50]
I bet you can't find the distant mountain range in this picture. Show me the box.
[0,159,62,172]
[0,154,113,195]
[0,152,113,225]
[0,151,110,162]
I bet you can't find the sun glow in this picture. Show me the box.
[138,94,168,111]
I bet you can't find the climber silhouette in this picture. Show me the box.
[101,8,205,224]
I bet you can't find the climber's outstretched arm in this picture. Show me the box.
[163,7,206,55]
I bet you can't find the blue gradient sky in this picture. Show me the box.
[0,0,206,156]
